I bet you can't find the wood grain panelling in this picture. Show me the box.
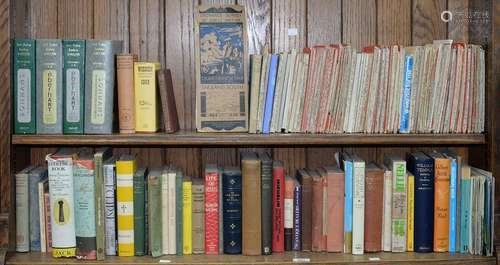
[271,0,306,53]
[342,0,376,49]
[307,0,341,46]
[377,0,412,46]
[93,0,130,52]
[412,0,447,45]
[57,0,93,38]
[238,0,271,55]
[447,0,468,42]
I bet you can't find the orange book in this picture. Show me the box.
[429,152,450,252]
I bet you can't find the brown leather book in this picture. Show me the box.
[364,162,384,252]
[157,69,180,133]
[117,54,138,133]
[322,166,344,252]
[241,152,262,255]
[298,169,312,251]
[311,169,325,252]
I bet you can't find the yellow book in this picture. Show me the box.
[116,155,137,256]
[407,171,415,251]
[134,62,161,132]
[182,178,193,254]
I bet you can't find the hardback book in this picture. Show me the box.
[44,192,52,252]
[46,149,78,257]
[176,169,184,255]
[248,54,262,133]
[262,54,278,134]
[133,167,147,256]
[298,169,312,252]
[257,151,273,255]
[338,153,353,253]
[428,151,450,252]
[272,161,285,252]
[241,152,262,255]
[62,40,85,134]
[115,154,136,256]
[222,167,242,254]
[13,39,36,134]
[192,178,205,254]
[292,179,302,251]
[36,39,63,134]
[116,54,138,133]
[311,170,326,252]
[84,40,123,134]
[161,166,170,255]
[364,163,384,253]
[443,151,459,253]
[134,62,161,132]
[73,149,97,260]
[323,166,344,253]
[157,69,180,133]
[103,156,118,256]
[384,155,407,253]
[407,170,415,252]
[284,175,295,251]
[459,165,471,253]
[147,168,163,257]
[182,176,192,255]
[381,165,392,252]
[94,147,112,260]
[351,155,365,255]
[204,164,219,254]
[30,167,47,252]
[194,4,249,132]
[38,178,48,253]
[407,152,434,253]
[15,166,35,252]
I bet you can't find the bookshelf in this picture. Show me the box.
[0,0,498,264]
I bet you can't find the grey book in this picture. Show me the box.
[84,40,123,134]
[36,39,63,134]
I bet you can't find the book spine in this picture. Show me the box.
[94,154,106,260]
[205,170,219,254]
[222,171,242,254]
[104,164,117,256]
[116,54,136,133]
[84,40,122,134]
[391,161,407,253]
[168,172,177,255]
[192,183,205,254]
[16,171,29,252]
[284,178,294,251]
[399,54,413,133]
[134,62,159,132]
[62,40,85,134]
[116,160,135,256]
[176,173,184,255]
[352,162,365,255]
[382,169,392,252]
[407,172,415,251]
[44,193,52,253]
[434,158,450,252]
[459,177,470,253]
[343,161,353,253]
[74,159,97,260]
[272,165,285,252]
[449,159,457,252]
[13,40,36,134]
[133,171,145,256]
[36,39,63,134]
[148,173,162,257]
[292,183,301,251]
[183,180,192,254]
[261,160,273,254]
[262,55,278,133]
[46,156,76,257]
[29,174,43,251]
[411,157,434,253]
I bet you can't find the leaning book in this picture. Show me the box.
[195,4,249,132]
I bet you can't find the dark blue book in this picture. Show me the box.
[222,167,242,254]
[292,179,302,251]
[262,55,278,133]
[30,167,47,252]
[407,152,434,253]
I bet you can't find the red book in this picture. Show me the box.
[44,192,52,253]
[272,161,285,252]
[204,165,219,254]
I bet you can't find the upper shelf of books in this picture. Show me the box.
[11,131,486,146]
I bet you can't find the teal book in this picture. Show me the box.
[62,40,85,134]
[147,168,162,257]
[134,167,148,256]
[175,169,184,255]
[13,39,36,134]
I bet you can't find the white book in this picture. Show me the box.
[167,168,177,255]
[351,155,365,255]
[381,166,393,251]
[161,167,170,254]
[384,155,407,252]
[104,157,118,255]
[15,166,34,252]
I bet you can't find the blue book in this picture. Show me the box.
[407,152,434,253]
[399,54,413,133]
[222,167,242,254]
[459,167,471,253]
[292,179,301,251]
[262,55,278,133]
[341,153,353,253]
[29,167,47,252]
[447,156,457,252]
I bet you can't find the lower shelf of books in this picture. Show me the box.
[6,252,496,265]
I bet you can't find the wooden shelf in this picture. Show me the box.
[11,132,486,146]
[5,252,496,265]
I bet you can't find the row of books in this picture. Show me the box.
[15,149,494,260]
[248,41,485,134]
[12,39,179,135]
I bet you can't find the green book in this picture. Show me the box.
[62,40,85,134]
[175,169,183,255]
[93,147,112,260]
[147,168,163,257]
[134,167,147,256]
[13,39,36,134]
